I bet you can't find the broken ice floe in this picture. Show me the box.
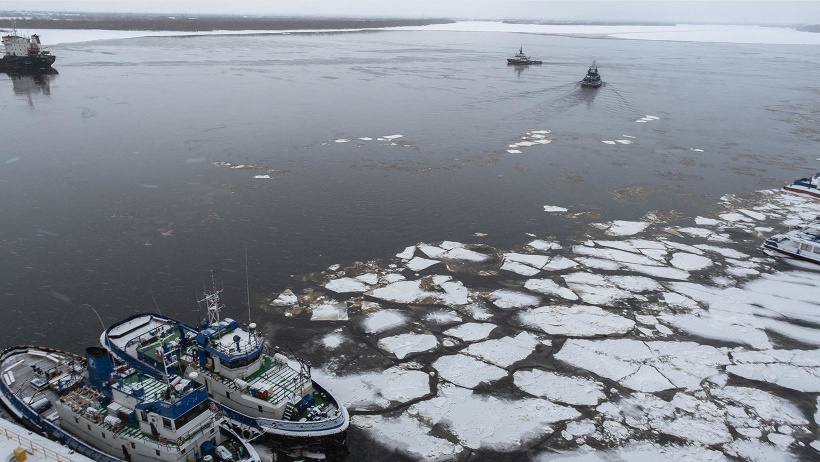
[514,369,605,406]
[527,239,562,250]
[507,149,522,154]
[507,129,553,151]
[363,309,408,333]
[310,301,348,321]
[351,414,463,461]
[407,384,580,451]
[418,241,490,262]
[432,354,507,388]
[321,332,346,349]
[555,339,730,392]
[488,289,540,309]
[543,205,568,213]
[519,305,635,337]
[269,289,298,306]
[325,277,370,293]
[378,333,439,359]
[443,322,497,342]
[593,220,650,236]
[635,114,661,123]
[462,332,539,368]
[315,366,431,411]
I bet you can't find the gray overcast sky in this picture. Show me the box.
[2,1,819,25]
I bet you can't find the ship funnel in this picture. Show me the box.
[86,346,114,389]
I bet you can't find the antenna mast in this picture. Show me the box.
[245,243,251,324]
[199,271,223,326]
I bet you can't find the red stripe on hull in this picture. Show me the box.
[783,186,820,199]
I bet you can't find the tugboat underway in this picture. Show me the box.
[762,218,820,266]
[1,21,56,71]
[507,46,542,65]
[581,60,602,88]
[0,345,260,462]
[101,281,349,443]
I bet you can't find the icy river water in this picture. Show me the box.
[1,23,820,461]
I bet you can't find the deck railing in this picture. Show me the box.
[1,426,81,462]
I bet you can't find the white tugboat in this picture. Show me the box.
[507,46,542,65]
[101,282,349,443]
[762,218,820,266]
[0,345,260,462]
[1,21,56,71]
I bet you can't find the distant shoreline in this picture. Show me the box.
[0,12,454,32]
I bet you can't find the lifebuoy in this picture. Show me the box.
[177,436,185,446]
[209,402,217,412]
[158,435,167,446]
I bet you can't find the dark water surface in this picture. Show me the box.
[2,30,818,348]
[1,30,819,459]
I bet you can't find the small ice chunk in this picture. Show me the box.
[334,139,350,143]
[322,333,345,349]
[514,369,604,405]
[500,260,541,276]
[689,148,704,152]
[378,333,439,360]
[310,301,349,321]
[424,310,462,325]
[351,415,462,460]
[463,332,539,367]
[669,252,713,271]
[543,256,579,271]
[405,257,440,271]
[382,134,403,140]
[519,305,635,337]
[606,220,649,236]
[270,289,298,306]
[488,289,540,309]
[527,239,562,251]
[358,137,373,141]
[325,277,369,293]
[433,354,507,388]
[523,278,578,300]
[602,140,617,145]
[615,139,633,144]
[363,309,408,333]
[695,216,720,226]
[355,273,379,285]
[543,205,568,213]
[507,149,522,154]
[253,174,271,179]
[444,322,497,342]
[396,245,416,259]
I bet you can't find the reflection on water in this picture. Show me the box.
[511,63,528,79]
[4,69,57,106]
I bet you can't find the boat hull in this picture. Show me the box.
[507,59,542,65]
[761,243,820,265]
[0,54,56,71]
[581,81,602,87]
[784,185,820,199]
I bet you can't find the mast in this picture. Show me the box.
[199,272,224,326]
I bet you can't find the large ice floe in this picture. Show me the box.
[267,188,820,461]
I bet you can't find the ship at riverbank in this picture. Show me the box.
[100,284,349,444]
[0,345,259,462]
[1,24,56,71]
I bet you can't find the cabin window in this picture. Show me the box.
[87,424,91,431]
[163,417,172,429]
[101,432,106,439]
[156,450,161,456]
[140,411,147,422]
[220,352,261,369]
[74,417,79,423]
[813,246,820,254]
[173,400,209,429]
[131,443,135,449]
[181,449,186,455]
[226,391,230,400]
[258,405,263,412]
[800,243,811,251]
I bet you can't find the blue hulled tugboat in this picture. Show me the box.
[581,60,602,88]
[0,22,56,72]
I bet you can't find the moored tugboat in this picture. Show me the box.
[762,218,820,266]
[101,282,349,445]
[0,345,260,462]
[783,172,820,199]
[581,60,602,88]
[1,21,56,72]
